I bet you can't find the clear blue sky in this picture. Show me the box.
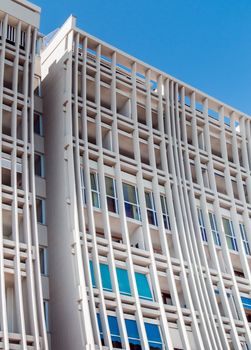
[34,0,251,115]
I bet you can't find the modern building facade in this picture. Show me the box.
[2,1,251,349]
[40,15,251,350]
[0,0,49,349]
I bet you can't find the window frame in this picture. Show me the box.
[145,191,158,226]
[90,172,101,209]
[80,167,86,204]
[145,322,163,349]
[105,176,118,214]
[43,300,49,332]
[34,76,42,97]
[39,246,48,276]
[239,223,251,255]
[36,198,46,225]
[160,195,171,230]
[135,272,153,301]
[108,315,122,347]
[197,208,207,242]
[223,217,238,251]
[122,182,141,221]
[34,112,43,136]
[209,212,221,246]
[100,263,112,292]
[116,267,131,296]
[125,319,141,346]
[35,152,45,177]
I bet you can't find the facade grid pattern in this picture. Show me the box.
[41,15,251,350]
[2,2,251,349]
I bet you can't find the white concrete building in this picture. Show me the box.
[2,1,251,349]
[41,15,251,350]
[0,0,49,349]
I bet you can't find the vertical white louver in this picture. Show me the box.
[0,21,3,38]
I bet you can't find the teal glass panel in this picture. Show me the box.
[135,272,153,300]
[116,267,131,296]
[100,263,112,291]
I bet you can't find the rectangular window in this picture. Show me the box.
[90,172,100,208]
[39,247,48,276]
[80,168,86,204]
[125,319,141,347]
[105,176,118,213]
[123,183,141,221]
[35,153,45,177]
[239,223,251,255]
[108,316,122,348]
[145,323,163,349]
[160,195,170,230]
[223,218,238,251]
[90,262,113,291]
[34,113,43,136]
[209,212,221,246]
[197,208,207,242]
[36,198,46,225]
[145,192,157,226]
[116,267,131,296]
[100,264,112,291]
[135,272,153,301]
[43,300,49,332]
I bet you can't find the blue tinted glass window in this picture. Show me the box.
[116,267,131,296]
[135,272,153,300]
[89,261,96,287]
[125,319,141,345]
[241,297,251,310]
[100,264,112,291]
[145,323,162,349]
[108,316,121,343]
